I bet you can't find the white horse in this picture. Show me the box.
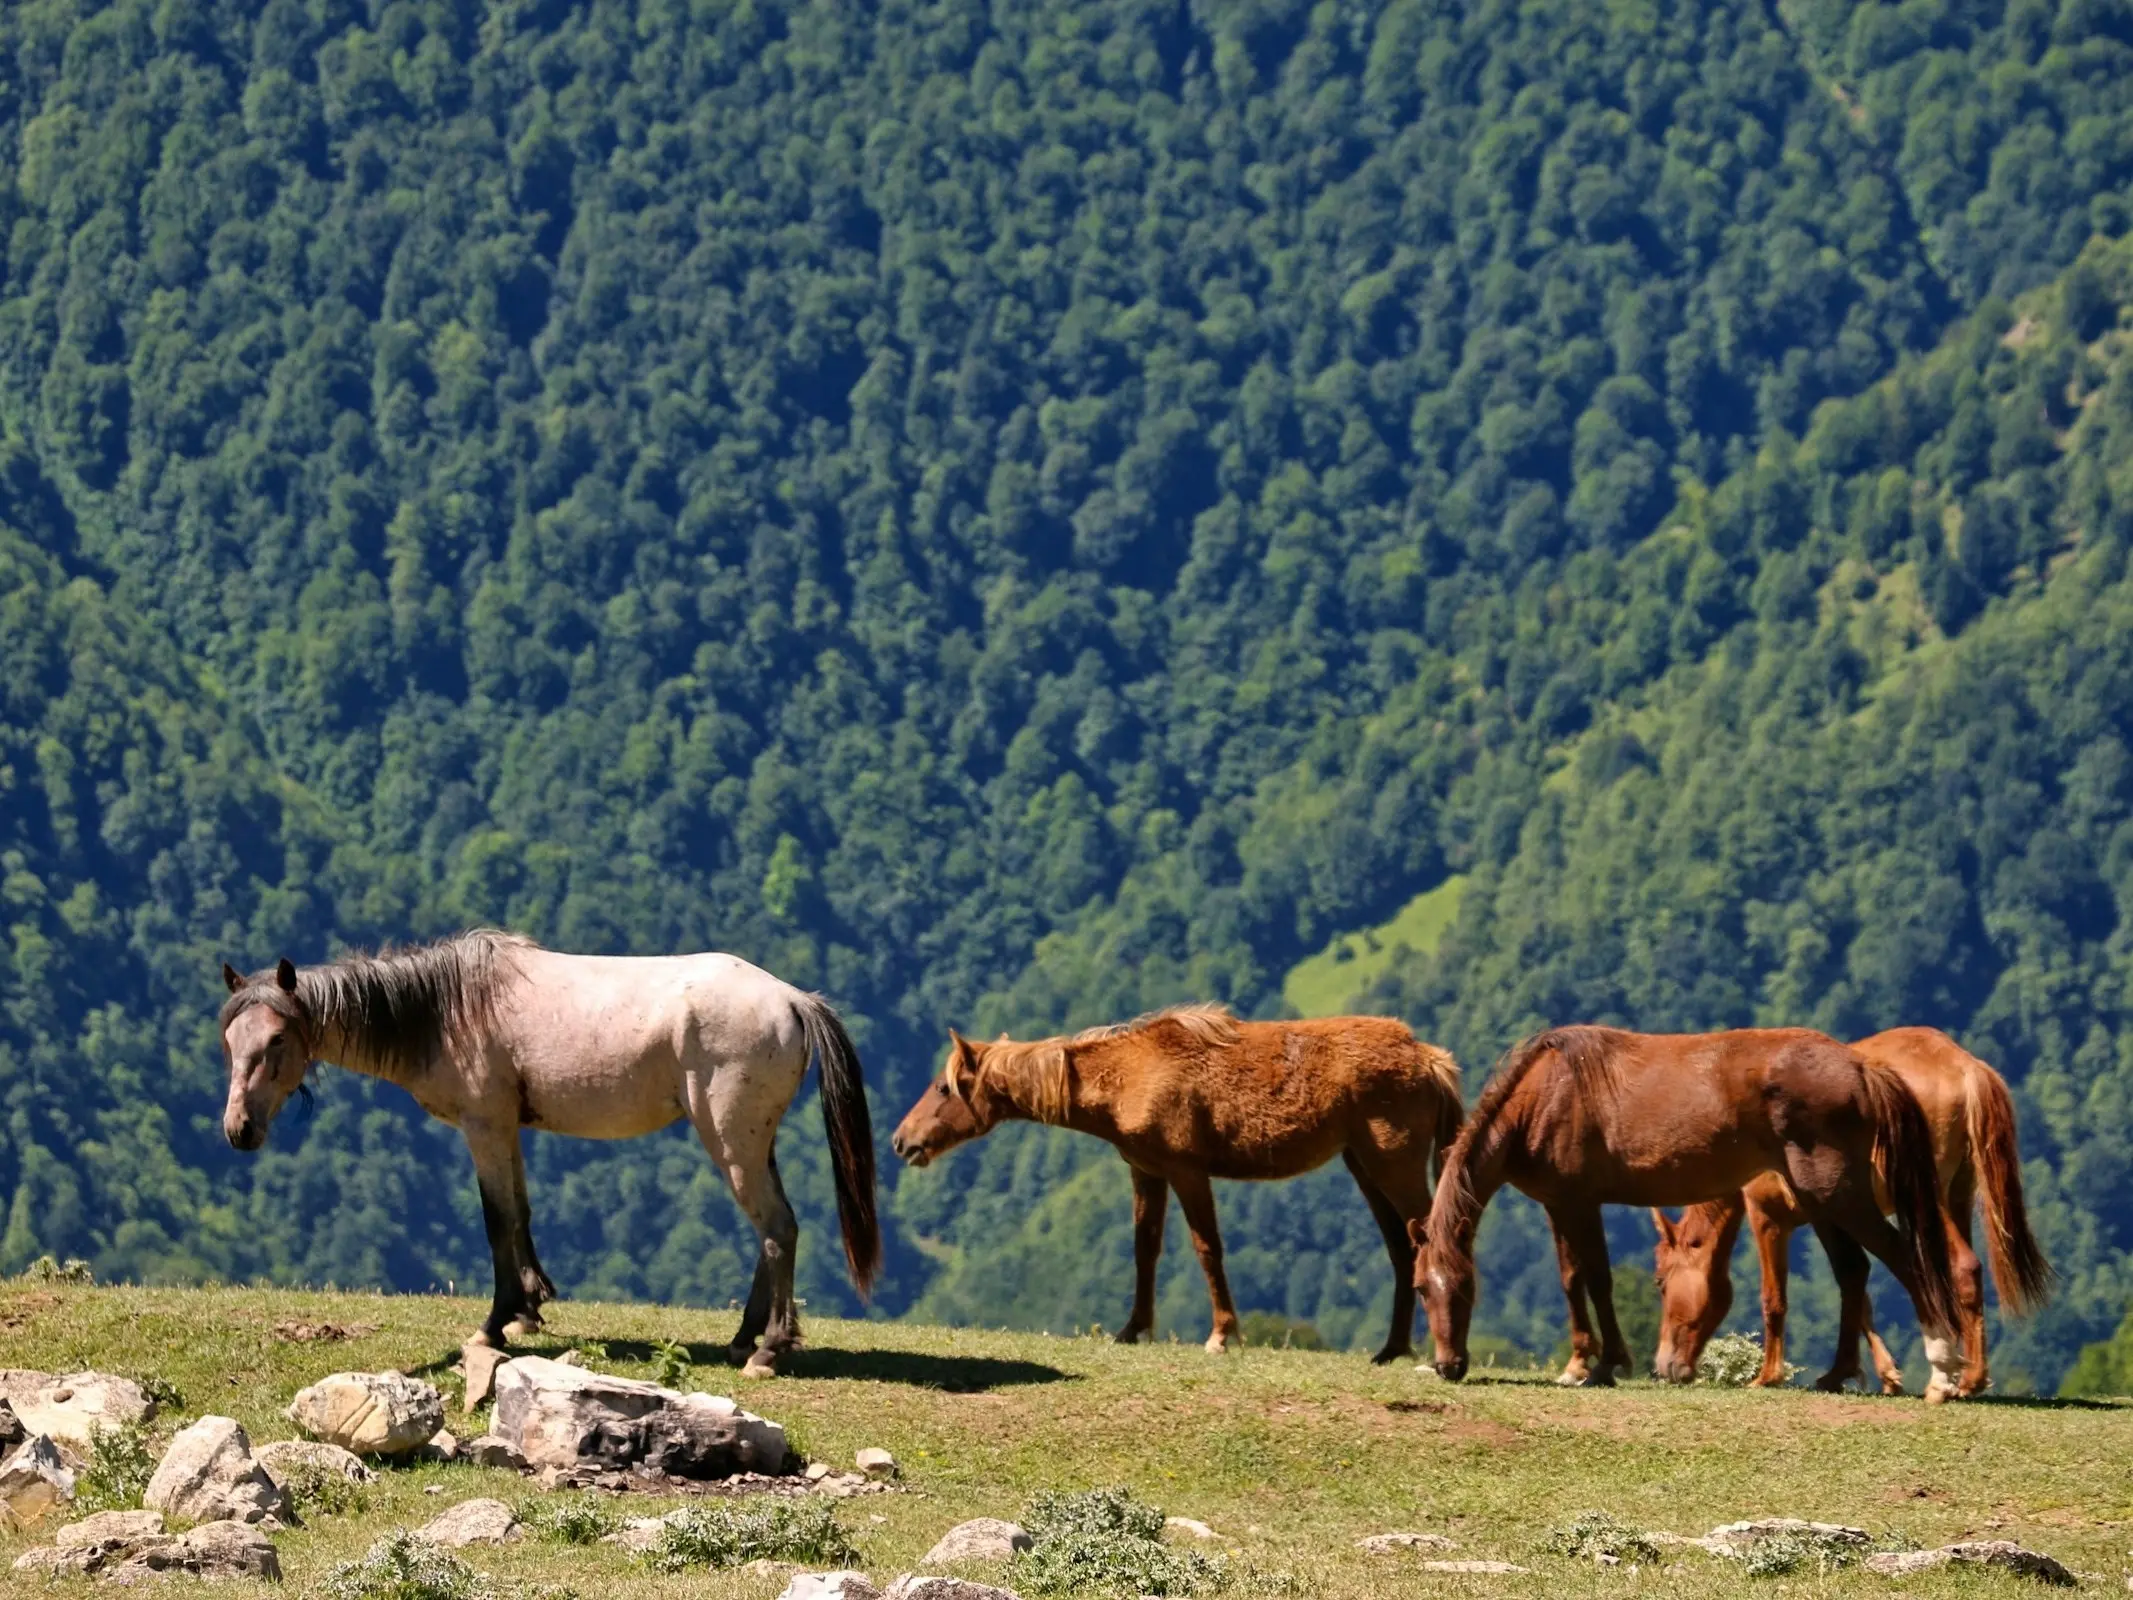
[218,929,878,1376]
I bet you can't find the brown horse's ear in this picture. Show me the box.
[1651,1209,1677,1248]
[223,963,245,993]
[275,957,298,993]
[1406,1217,1428,1251]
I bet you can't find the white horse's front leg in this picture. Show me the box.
[462,1118,552,1347]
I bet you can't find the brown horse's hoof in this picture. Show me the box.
[1371,1346,1413,1366]
[1113,1326,1149,1345]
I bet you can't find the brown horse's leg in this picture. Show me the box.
[1808,1223,1874,1392]
[1168,1172,1240,1354]
[463,1119,552,1347]
[1937,1175,1989,1399]
[1341,1150,1417,1364]
[1748,1203,1792,1386]
[1116,1166,1168,1344]
[1545,1204,1623,1385]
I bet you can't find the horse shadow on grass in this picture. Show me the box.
[404,1338,1074,1394]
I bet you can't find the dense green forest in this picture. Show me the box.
[3,0,2132,1393]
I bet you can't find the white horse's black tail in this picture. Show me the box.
[797,993,881,1296]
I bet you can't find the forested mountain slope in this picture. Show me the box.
[2,0,2131,1390]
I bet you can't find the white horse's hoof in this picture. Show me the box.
[741,1354,780,1379]
[1204,1335,1232,1355]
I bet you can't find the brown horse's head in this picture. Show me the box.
[890,1030,1003,1167]
[218,958,314,1151]
[1651,1206,1736,1382]
[1408,1217,1474,1380]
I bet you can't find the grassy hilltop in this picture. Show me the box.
[4,1279,2129,1598]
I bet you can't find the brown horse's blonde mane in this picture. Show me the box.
[960,1003,1241,1126]
[1427,1026,1624,1280]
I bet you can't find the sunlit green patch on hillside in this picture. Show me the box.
[1282,877,1467,1020]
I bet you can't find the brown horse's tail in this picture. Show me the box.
[797,993,881,1297]
[1859,1058,1961,1336]
[1961,1054,2055,1315]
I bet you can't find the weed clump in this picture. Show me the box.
[1013,1486,1227,1597]
[640,1497,858,1572]
[310,1533,490,1600]
[76,1422,157,1513]
[516,1496,617,1546]
[1697,1333,1794,1386]
[21,1255,93,1284]
[279,1456,367,1519]
[1542,1511,1662,1564]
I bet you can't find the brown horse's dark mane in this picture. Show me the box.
[221,929,530,1082]
[964,1003,1241,1126]
[1427,1026,1625,1280]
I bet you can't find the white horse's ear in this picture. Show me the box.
[276,957,298,993]
[223,963,245,993]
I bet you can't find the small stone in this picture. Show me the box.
[805,1461,833,1483]
[105,1518,280,1583]
[745,1558,801,1579]
[1418,1560,1529,1574]
[855,1446,897,1480]
[418,1496,522,1548]
[781,1574,884,1600]
[425,1428,461,1462]
[255,1438,375,1489]
[0,1435,76,1528]
[145,1417,290,1528]
[424,1483,444,1495]
[1358,1531,1458,1555]
[288,1372,446,1459]
[463,1434,528,1471]
[462,1343,510,1412]
[555,1349,587,1368]
[921,1518,1031,1564]
[884,1579,1023,1600]
[1166,1517,1223,1542]
[1864,1541,2074,1585]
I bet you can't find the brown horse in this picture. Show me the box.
[1414,1026,1961,1385]
[889,1006,1463,1361]
[1653,1026,2052,1398]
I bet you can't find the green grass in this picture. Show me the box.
[1281,876,1467,1019]
[2,1279,2128,1597]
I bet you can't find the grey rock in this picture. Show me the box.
[780,1575,884,1600]
[424,1428,461,1462]
[12,1510,174,1577]
[1358,1532,1458,1555]
[1166,1517,1224,1543]
[255,1438,374,1488]
[0,1371,156,1450]
[1418,1561,1529,1574]
[105,1519,280,1584]
[417,1496,522,1548]
[1702,1518,1870,1555]
[1864,1540,2074,1585]
[884,1579,1023,1600]
[0,1397,24,1451]
[57,1510,168,1550]
[0,1434,77,1529]
[144,1417,290,1528]
[287,1372,445,1458]
[462,1343,510,1413]
[490,1356,786,1477]
[855,1447,897,1480]
[462,1434,528,1471]
[920,1519,1031,1564]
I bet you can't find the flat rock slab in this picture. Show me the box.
[14,1510,172,1577]
[1865,1541,2075,1585]
[492,1356,786,1477]
[418,1497,522,1547]
[288,1372,444,1458]
[921,1518,1031,1564]
[0,1371,155,1450]
[1419,1560,1529,1574]
[0,1434,78,1528]
[145,1416,290,1528]
[1166,1517,1224,1543]
[1359,1531,1459,1554]
[462,1343,510,1412]
[885,1579,1024,1600]
[1702,1518,1870,1554]
[106,1519,281,1584]
[255,1438,374,1488]
[780,1574,883,1600]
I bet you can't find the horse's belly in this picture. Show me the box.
[519,1071,685,1140]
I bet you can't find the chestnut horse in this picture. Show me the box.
[1414,1026,1961,1384]
[890,1006,1463,1361]
[1653,1027,2052,1399]
[217,931,878,1375]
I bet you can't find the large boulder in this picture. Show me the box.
[920,1520,1031,1565]
[107,1520,281,1583]
[0,1434,77,1528]
[144,1416,291,1528]
[417,1497,522,1548]
[287,1372,444,1458]
[490,1356,787,1477]
[0,1371,155,1450]
[255,1438,375,1489]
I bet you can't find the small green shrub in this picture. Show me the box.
[1233,1313,1327,1351]
[76,1422,157,1513]
[310,1533,490,1600]
[650,1338,691,1389]
[1013,1487,1227,1597]
[140,1375,185,1412]
[279,1457,367,1519]
[517,1496,618,1546]
[640,1497,858,1573]
[21,1255,93,1284]
[1542,1511,1662,1564]
[1697,1333,1793,1386]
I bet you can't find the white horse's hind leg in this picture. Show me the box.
[684,1069,803,1378]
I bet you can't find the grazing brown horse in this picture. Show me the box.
[1414,1026,1961,1385]
[1653,1027,2052,1399]
[889,1006,1463,1361]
